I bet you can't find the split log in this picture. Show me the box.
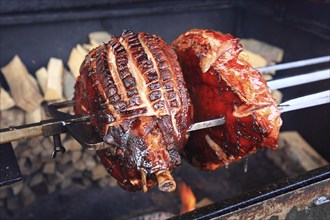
[1,55,43,112]
[74,160,86,171]
[241,50,267,68]
[267,131,328,176]
[85,155,97,171]
[91,164,108,180]
[10,141,19,150]
[25,106,42,124]
[48,172,64,186]
[28,137,43,156]
[0,107,25,128]
[18,158,30,175]
[44,58,63,101]
[271,90,283,104]
[76,44,88,56]
[60,178,72,189]
[0,87,15,110]
[241,38,284,63]
[63,166,75,178]
[58,152,72,165]
[67,44,89,79]
[63,68,76,100]
[35,67,48,94]
[41,137,53,151]
[63,137,82,151]
[71,151,82,163]
[43,162,56,174]
[83,43,93,52]
[262,74,273,81]
[29,173,44,187]
[21,148,34,162]
[20,185,36,206]
[30,158,43,174]
[68,47,85,78]
[11,181,24,195]
[107,176,117,187]
[88,31,111,47]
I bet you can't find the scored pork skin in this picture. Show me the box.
[74,30,192,192]
[172,29,282,171]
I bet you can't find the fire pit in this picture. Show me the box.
[0,1,329,219]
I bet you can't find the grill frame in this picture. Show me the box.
[172,165,330,220]
[0,0,329,219]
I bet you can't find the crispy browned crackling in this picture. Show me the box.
[74,30,192,192]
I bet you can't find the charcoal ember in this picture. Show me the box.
[74,30,192,192]
[173,29,282,171]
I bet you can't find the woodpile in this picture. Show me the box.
[0,31,288,212]
[1,55,43,113]
[0,31,116,211]
[0,136,117,211]
[0,87,15,110]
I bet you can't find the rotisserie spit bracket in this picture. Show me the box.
[0,56,329,187]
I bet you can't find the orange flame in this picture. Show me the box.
[178,181,196,214]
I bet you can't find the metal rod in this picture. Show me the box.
[267,69,330,90]
[188,117,226,132]
[0,116,90,144]
[258,56,330,73]
[189,90,330,132]
[0,123,43,144]
[280,90,330,113]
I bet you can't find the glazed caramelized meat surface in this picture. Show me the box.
[173,29,282,171]
[74,30,192,192]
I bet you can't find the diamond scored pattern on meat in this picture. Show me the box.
[138,33,183,135]
[74,30,192,192]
